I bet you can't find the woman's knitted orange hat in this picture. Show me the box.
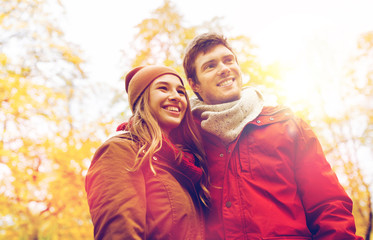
[125,65,183,112]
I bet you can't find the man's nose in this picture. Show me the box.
[218,63,230,76]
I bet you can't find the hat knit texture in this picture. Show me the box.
[125,65,183,112]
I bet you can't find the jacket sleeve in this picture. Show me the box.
[294,118,363,240]
[85,136,146,240]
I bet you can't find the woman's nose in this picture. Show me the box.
[168,89,181,101]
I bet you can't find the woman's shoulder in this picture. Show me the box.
[91,132,140,167]
[98,132,139,154]
[107,131,137,142]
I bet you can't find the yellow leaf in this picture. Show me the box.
[0,53,7,66]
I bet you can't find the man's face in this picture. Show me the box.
[189,44,242,105]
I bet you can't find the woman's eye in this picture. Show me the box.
[178,89,186,95]
[158,86,167,91]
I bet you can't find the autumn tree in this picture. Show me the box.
[0,0,103,238]
[116,0,269,119]
[342,31,373,240]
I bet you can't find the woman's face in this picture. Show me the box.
[148,74,187,135]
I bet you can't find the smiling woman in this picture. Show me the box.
[148,74,188,135]
[85,65,210,239]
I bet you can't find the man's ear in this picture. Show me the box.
[188,78,200,92]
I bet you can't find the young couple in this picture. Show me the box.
[85,33,363,239]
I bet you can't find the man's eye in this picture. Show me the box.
[205,63,216,70]
[225,58,234,64]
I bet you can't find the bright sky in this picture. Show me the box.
[63,0,373,87]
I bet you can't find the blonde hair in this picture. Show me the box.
[126,86,210,207]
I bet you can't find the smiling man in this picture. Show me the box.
[183,32,363,240]
[190,44,242,105]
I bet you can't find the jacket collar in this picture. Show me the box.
[248,105,293,126]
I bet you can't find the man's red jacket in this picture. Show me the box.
[195,106,362,240]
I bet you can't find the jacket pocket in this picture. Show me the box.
[237,138,252,176]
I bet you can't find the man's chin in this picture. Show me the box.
[220,91,241,103]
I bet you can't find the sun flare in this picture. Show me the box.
[255,14,352,115]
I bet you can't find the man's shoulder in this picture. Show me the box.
[250,105,294,126]
[260,105,291,115]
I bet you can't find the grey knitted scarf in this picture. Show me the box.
[191,87,264,144]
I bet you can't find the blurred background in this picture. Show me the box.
[1,0,372,239]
